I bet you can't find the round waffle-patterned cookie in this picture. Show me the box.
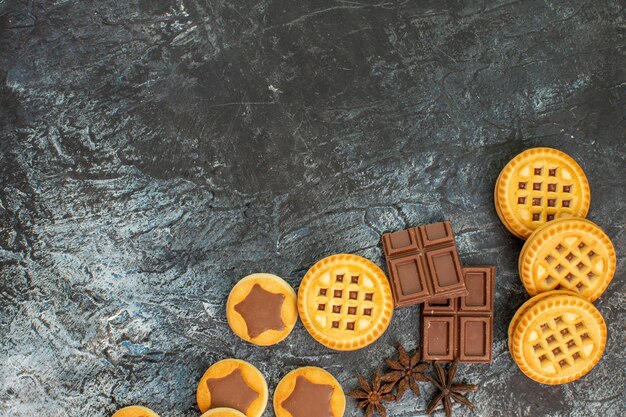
[273,367,345,417]
[519,218,616,302]
[509,291,606,385]
[112,406,160,417]
[297,254,393,351]
[201,409,247,417]
[507,290,574,353]
[495,147,590,239]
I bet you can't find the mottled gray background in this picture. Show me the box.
[0,0,624,416]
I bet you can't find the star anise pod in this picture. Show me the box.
[347,369,395,417]
[381,344,429,400]
[426,360,478,417]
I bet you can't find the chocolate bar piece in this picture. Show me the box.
[422,266,495,363]
[382,222,466,307]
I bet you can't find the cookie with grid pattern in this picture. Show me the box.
[112,406,160,417]
[509,291,606,385]
[201,409,247,417]
[297,254,394,351]
[495,147,590,239]
[507,290,574,353]
[519,218,616,301]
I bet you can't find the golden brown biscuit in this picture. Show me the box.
[111,406,159,417]
[507,289,574,353]
[509,291,606,385]
[201,409,247,417]
[519,218,616,301]
[298,254,394,351]
[196,359,268,417]
[495,147,590,239]
[273,367,345,417]
[227,273,298,346]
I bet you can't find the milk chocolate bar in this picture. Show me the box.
[382,222,466,307]
[422,266,495,363]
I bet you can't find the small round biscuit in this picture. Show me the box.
[495,147,590,239]
[273,367,345,417]
[298,254,394,351]
[201,408,247,417]
[196,359,268,417]
[519,218,616,301]
[507,289,574,353]
[509,291,606,385]
[227,273,298,346]
[111,406,159,417]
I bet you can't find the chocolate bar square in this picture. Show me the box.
[459,316,491,362]
[422,266,495,363]
[423,316,455,361]
[382,221,466,307]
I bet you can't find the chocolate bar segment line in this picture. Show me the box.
[382,221,467,307]
[422,266,495,363]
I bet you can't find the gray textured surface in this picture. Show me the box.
[1,0,625,416]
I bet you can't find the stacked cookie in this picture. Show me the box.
[496,147,616,385]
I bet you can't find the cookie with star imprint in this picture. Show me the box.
[227,273,298,346]
[273,366,345,417]
[196,359,268,417]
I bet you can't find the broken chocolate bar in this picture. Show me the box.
[382,221,467,307]
[422,266,495,363]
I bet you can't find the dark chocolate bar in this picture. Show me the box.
[422,266,495,363]
[382,222,467,307]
